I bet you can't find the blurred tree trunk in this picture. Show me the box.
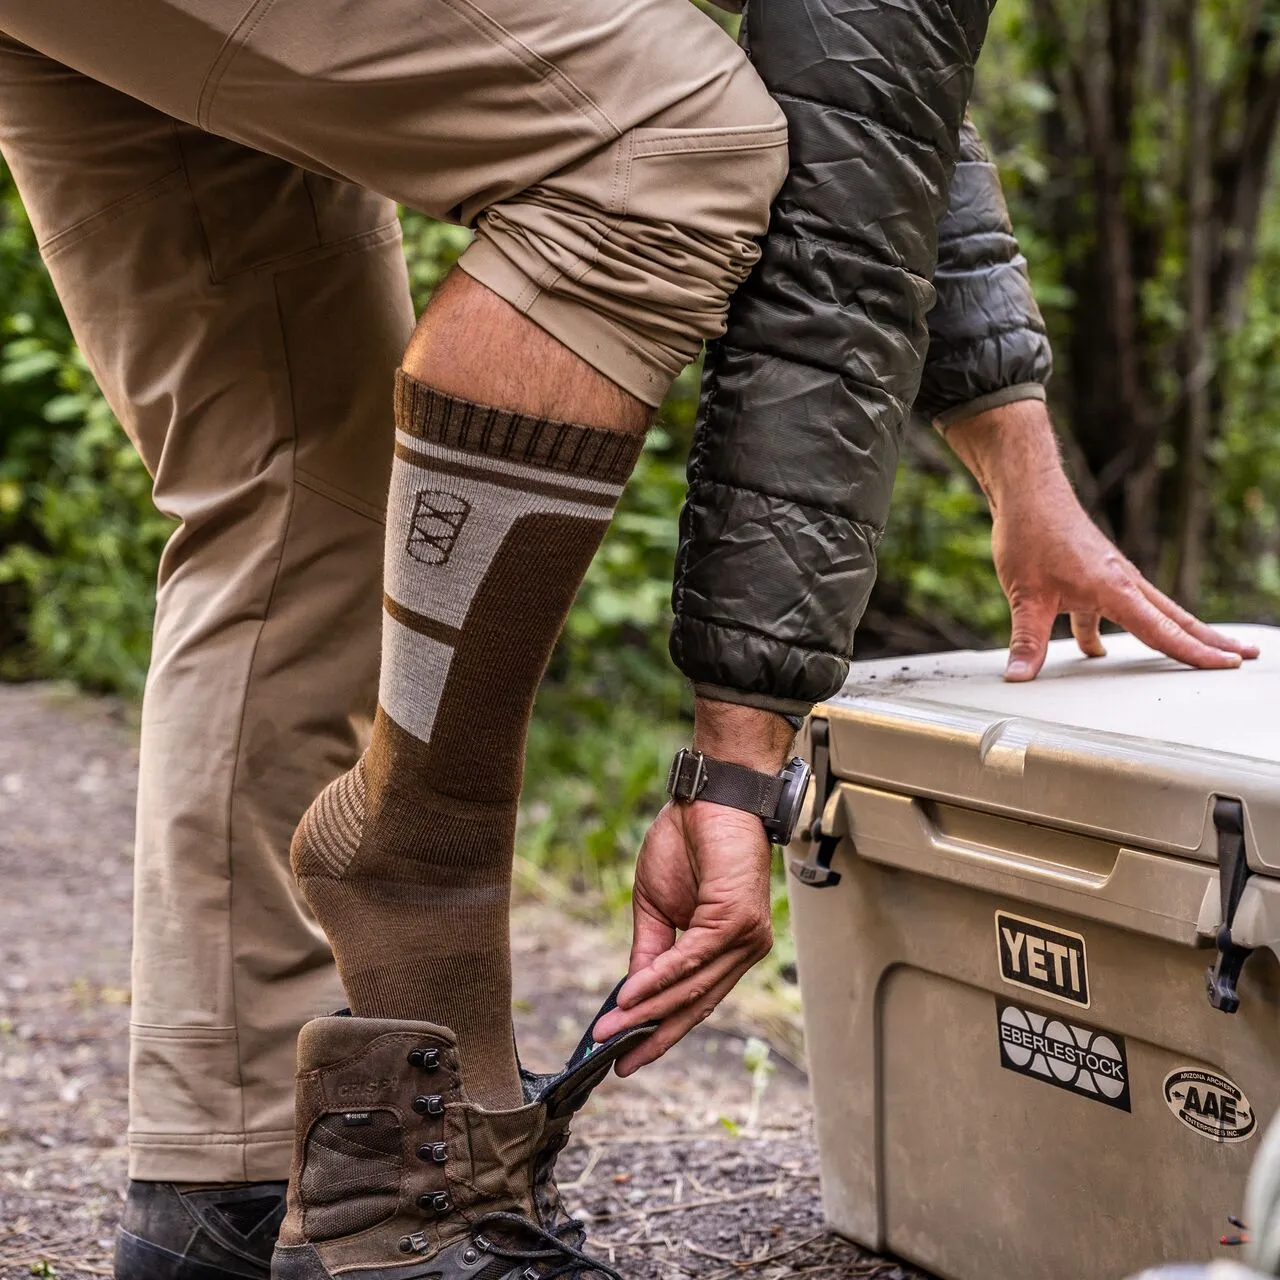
[1022,0,1280,597]
[1174,0,1213,604]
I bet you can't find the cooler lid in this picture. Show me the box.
[821,625,1280,870]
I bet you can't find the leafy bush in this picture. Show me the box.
[0,178,171,691]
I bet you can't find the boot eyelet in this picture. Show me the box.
[416,1141,448,1163]
[412,1094,444,1115]
[418,1191,451,1214]
[408,1047,441,1071]
[399,1237,413,1254]
[463,1248,480,1265]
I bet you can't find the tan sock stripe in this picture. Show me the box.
[379,615,453,745]
[383,593,463,647]
[394,430,625,498]
[299,762,367,878]
[392,440,620,509]
[394,370,643,484]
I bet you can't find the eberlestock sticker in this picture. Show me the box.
[997,999,1130,1112]
[1163,1068,1256,1143]
[995,910,1089,1008]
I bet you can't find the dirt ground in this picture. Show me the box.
[0,683,926,1280]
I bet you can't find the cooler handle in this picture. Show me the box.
[834,782,1220,946]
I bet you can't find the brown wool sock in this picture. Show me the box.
[292,372,643,1109]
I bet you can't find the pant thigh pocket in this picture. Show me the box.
[623,122,788,237]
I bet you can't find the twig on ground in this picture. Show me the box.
[697,1232,827,1279]
[683,1240,740,1264]
[569,1128,804,1146]
[590,1182,785,1223]
[559,1144,602,1190]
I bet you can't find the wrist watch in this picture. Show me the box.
[666,748,813,846]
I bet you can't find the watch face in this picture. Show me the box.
[770,757,812,845]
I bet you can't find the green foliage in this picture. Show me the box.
[1201,216,1280,623]
[970,0,1280,620]
[0,179,172,691]
[400,211,472,308]
[876,446,1006,646]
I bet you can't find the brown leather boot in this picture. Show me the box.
[272,989,652,1280]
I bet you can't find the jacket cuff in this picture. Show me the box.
[693,683,815,719]
[932,383,1046,431]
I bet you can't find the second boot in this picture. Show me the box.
[273,990,653,1280]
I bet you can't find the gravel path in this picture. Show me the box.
[0,683,926,1280]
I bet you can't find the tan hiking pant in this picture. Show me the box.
[0,0,786,1181]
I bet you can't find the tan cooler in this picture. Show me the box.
[787,625,1280,1280]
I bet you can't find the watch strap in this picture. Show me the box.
[668,750,785,819]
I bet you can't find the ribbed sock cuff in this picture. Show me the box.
[394,371,645,485]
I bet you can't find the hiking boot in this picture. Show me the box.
[272,988,653,1280]
[114,1179,286,1279]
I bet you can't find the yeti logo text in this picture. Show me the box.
[996,910,1089,1007]
[997,1000,1130,1111]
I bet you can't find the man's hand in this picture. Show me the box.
[593,700,794,1075]
[946,401,1260,681]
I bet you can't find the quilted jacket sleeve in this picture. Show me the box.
[669,0,1000,716]
[916,117,1051,427]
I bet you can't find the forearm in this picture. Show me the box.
[943,398,1074,515]
[692,696,796,772]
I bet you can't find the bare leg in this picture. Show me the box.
[405,269,651,433]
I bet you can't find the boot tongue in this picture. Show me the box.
[527,979,657,1119]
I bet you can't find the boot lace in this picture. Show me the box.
[471,1210,622,1280]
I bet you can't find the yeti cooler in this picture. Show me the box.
[787,626,1280,1280]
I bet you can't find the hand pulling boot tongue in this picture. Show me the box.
[272,985,654,1280]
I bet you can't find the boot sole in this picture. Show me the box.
[115,1228,269,1280]
[272,1242,480,1280]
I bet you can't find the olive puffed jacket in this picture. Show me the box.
[670,0,1053,716]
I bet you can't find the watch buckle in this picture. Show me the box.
[667,748,707,802]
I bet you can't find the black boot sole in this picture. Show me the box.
[115,1228,269,1280]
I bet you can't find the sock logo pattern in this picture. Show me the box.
[407,490,471,565]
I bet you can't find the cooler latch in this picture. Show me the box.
[1206,797,1254,1014]
[789,718,843,889]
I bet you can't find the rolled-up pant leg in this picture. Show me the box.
[0,0,789,408]
[0,38,414,1180]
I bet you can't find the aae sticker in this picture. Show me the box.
[1163,1068,1256,1143]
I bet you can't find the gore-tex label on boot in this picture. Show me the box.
[995,910,1089,1007]
[997,1000,1130,1112]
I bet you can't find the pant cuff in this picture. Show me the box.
[128,1131,295,1184]
[458,235,673,408]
